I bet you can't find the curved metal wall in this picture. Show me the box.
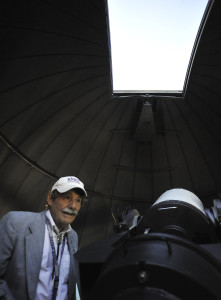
[0,0,221,248]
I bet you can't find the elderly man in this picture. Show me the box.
[0,176,87,300]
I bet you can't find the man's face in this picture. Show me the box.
[48,190,82,231]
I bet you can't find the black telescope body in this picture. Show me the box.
[75,190,221,300]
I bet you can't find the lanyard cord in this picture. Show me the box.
[45,217,66,300]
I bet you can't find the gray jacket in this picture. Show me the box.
[0,210,79,300]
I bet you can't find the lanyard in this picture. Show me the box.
[45,217,66,300]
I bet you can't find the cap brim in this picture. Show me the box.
[54,184,87,196]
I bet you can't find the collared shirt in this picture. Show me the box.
[35,210,71,300]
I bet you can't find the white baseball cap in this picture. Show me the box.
[51,176,87,196]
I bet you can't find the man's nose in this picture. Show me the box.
[69,199,77,209]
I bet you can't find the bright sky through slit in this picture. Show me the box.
[107,0,209,93]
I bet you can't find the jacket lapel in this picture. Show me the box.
[25,211,46,300]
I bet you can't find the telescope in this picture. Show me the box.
[75,188,221,300]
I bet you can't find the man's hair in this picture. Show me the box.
[45,188,86,210]
[51,188,85,201]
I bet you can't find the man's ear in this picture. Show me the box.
[47,192,53,206]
